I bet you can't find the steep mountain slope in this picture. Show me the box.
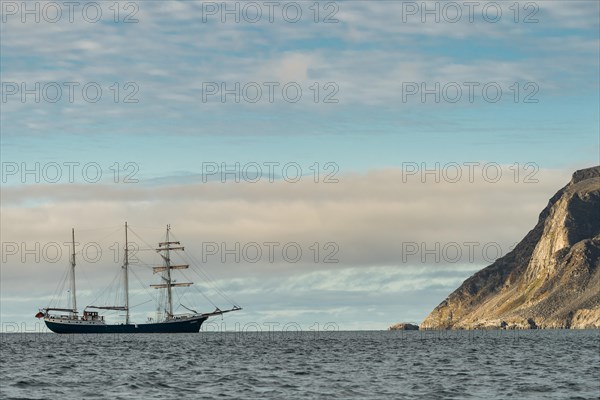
[421,166,600,329]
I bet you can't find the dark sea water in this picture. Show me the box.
[1,330,599,399]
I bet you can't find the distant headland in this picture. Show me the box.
[404,166,600,330]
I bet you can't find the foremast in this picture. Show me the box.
[152,225,192,320]
[124,222,130,324]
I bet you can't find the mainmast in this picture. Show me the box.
[152,224,191,320]
[70,228,77,318]
[85,223,131,317]
[123,222,130,324]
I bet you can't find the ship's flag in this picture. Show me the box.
[35,312,44,318]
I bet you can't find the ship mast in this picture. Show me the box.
[123,222,130,324]
[165,225,173,317]
[85,223,131,316]
[70,228,77,318]
[152,224,191,320]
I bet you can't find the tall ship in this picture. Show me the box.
[36,223,241,333]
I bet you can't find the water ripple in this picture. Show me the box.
[1,330,599,399]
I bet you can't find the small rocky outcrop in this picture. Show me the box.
[389,322,419,330]
[421,166,600,330]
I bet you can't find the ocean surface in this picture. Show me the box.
[1,330,599,399]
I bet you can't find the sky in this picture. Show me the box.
[1,0,599,332]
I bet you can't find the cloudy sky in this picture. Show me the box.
[1,1,598,331]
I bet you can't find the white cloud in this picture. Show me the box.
[1,165,575,295]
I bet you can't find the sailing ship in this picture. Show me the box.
[36,223,241,333]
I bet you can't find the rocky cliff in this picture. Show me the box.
[421,166,600,329]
